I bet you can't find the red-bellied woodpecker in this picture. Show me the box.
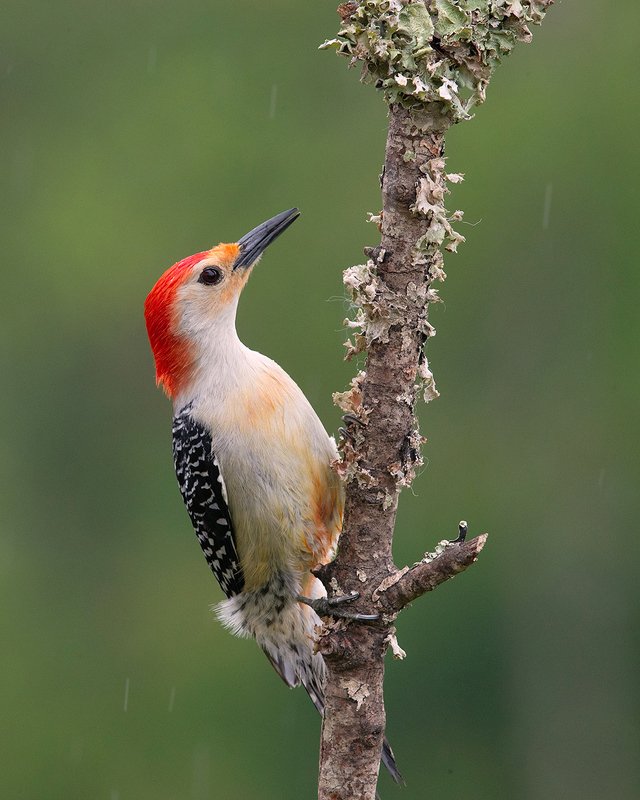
[144,209,401,782]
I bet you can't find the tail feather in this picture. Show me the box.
[268,613,404,786]
[381,737,404,785]
[261,625,326,715]
[218,579,403,785]
[261,643,300,690]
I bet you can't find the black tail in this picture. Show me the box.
[381,737,404,785]
[258,603,404,787]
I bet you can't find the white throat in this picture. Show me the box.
[173,299,258,412]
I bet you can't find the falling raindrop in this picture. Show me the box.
[68,738,83,764]
[12,144,34,198]
[191,744,210,800]
[542,183,553,230]
[269,84,278,119]
[123,677,130,712]
[147,45,157,75]
[168,685,176,712]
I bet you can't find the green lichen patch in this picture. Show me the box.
[411,156,466,252]
[321,0,554,120]
[332,371,377,486]
[342,258,436,360]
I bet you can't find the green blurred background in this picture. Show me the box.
[2,1,638,798]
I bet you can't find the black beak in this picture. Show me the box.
[234,208,300,269]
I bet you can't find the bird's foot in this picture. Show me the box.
[339,413,365,443]
[296,591,379,622]
[450,520,468,544]
[342,413,364,427]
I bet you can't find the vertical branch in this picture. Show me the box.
[316,104,453,800]
[316,3,554,798]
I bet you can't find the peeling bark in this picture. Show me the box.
[315,105,486,800]
[316,2,554,797]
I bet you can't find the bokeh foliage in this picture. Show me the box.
[1,1,639,798]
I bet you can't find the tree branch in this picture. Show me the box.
[316,3,554,798]
[376,533,489,615]
[316,96,459,800]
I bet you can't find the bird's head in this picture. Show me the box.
[144,208,300,398]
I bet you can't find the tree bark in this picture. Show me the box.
[315,105,486,800]
[316,2,554,796]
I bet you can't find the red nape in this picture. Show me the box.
[144,252,207,398]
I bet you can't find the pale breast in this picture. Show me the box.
[191,357,342,590]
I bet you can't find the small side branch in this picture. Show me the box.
[377,534,488,615]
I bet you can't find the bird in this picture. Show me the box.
[144,208,401,783]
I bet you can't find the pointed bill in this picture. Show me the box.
[234,208,300,269]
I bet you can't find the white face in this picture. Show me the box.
[174,244,253,341]
[146,209,299,401]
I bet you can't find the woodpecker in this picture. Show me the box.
[145,209,401,783]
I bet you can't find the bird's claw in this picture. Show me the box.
[342,413,364,427]
[340,414,365,443]
[297,591,379,622]
[450,520,468,544]
[338,426,354,442]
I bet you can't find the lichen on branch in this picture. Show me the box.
[316,3,553,797]
[322,0,554,119]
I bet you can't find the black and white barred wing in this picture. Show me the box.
[172,405,244,598]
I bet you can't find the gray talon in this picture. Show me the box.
[328,591,360,606]
[297,592,379,621]
[342,413,365,427]
[338,426,354,442]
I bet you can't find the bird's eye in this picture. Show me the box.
[198,266,224,286]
